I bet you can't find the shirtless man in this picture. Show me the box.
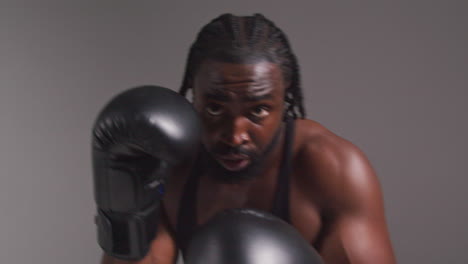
[93,13,395,264]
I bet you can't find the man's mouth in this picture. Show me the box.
[216,154,251,171]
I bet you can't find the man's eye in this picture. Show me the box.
[206,104,224,116]
[250,106,270,118]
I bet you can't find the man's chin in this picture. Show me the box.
[206,158,262,183]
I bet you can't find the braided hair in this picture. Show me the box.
[179,13,306,119]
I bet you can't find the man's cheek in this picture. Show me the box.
[201,133,216,151]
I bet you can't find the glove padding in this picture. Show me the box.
[92,85,200,260]
[186,209,324,264]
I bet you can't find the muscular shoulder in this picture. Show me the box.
[294,119,382,214]
[294,118,357,167]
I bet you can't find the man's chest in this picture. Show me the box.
[166,171,323,245]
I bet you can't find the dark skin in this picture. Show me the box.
[102,60,396,264]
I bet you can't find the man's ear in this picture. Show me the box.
[282,86,292,120]
[186,76,196,103]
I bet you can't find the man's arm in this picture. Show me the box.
[101,207,178,264]
[303,134,395,264]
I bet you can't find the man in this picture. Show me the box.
[97,13,395,264]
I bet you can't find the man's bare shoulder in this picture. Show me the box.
[295,118,355,162]
[294,119,381,211]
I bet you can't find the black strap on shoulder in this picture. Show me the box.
[271,117,295,223]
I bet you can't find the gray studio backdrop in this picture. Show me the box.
[1,1,467,263]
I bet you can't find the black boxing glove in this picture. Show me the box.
[185,209,323,264]
[92,85,200,260]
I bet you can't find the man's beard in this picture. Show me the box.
[200,125,283,184]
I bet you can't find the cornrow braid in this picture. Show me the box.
[179,13,306,119]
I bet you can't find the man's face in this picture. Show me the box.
[192,59,287,182]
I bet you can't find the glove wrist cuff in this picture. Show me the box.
[95,202,160,260]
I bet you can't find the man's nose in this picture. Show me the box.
[220,117,250,147]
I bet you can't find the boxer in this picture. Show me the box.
[96,13,396,264]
